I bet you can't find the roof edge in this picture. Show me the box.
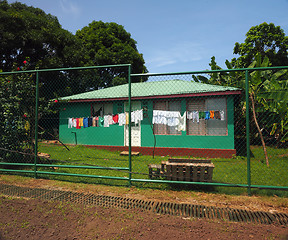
[65,90,242,103]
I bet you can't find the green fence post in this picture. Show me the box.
[245,70,251,195]
[34,70,39,179]
[128,65,132,186]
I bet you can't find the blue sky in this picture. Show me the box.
[7,0,288,73]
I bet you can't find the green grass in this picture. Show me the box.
[7,142,288,196]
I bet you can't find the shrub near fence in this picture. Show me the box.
[0,64,288,196]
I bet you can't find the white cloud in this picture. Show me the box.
[60,0,81,17]
[147,41,205,68]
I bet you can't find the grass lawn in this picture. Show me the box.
[2,142,286,196]
[32,142,288,197]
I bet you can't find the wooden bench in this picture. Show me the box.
[161,158,215,182]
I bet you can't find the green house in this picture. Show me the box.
[59,80,241,158]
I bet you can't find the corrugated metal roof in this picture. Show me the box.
[60,80,240,101]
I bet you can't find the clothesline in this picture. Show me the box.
[68,109,143,129]
[67,109,225,130]
[187,110,225,123]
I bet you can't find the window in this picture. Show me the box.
[187,97,227,136]
[92,103,113,117]
[153,100,181,135]
[186,99,206,135]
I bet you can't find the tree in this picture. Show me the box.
[193,55,288,166]
[75,21,148,87]
[0,0,83,71]
[193,23,288,164]
[0,62,56,164]
[0,2,148,95]
[0,70,33,164]
[0,0,87,101]
[232,22,288,68]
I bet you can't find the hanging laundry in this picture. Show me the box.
[95,116,99,127]
[107,115,113,125]
[192,111,199,123]
[88,117,93,127]
[166,111,180,127]
[79,118,84,128]
[92,117,97,127]
[134,109,143,124]
[98,116,104,127]
[210,110,215,119]
[187,111,193,120]
[130,111,135,123]
[205,111,210,120]
[176,112,186,131]
[214,111,221,120]
[112,114,119,124]
[68,118,73,128]
[83,117,89,128]
[118,113,126,126]
[152,110,168,125]
[220,110,225,121]
[104,115,109,127]
[72,118,77,128]
[199,111,205,119]
[152,110,160,124]
[76,118,81,129]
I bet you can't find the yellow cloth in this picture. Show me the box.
[79,118,84,127]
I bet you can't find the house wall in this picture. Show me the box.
[59,95,235,152]
[141,96,235,150]
[59,102,124,146]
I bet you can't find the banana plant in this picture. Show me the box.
[257,70,288,143]
[192,54,288,167]
[248,54,270,166]
[246,53,287,166]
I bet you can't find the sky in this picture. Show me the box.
[7,0,288,74]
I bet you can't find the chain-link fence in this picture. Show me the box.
[0,65,287,195]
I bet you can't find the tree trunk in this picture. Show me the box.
[250,93,269,167]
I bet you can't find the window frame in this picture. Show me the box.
[91,102,113,117]
[153,100,182,136]
[186,97,228,136]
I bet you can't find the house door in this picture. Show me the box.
[124,101,141,147]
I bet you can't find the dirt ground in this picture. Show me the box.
[0,175,288,239]
[0,196,287,240]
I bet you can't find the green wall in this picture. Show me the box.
[59,96,235,150]
[59,102,124,146]
[141,96,235,150]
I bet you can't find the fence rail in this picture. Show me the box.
[1,64,287,195]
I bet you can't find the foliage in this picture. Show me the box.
[76,21,148,87]
[192,54,288,149]
[193,22,288,150]
[0,68,34,163]
[0,2,147,98]
[232,22,288,68]
[256,69,288,143]
[0,0,83,71]
[0,61,56,164]
[0,0,87,101]
[0,2,149,163]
